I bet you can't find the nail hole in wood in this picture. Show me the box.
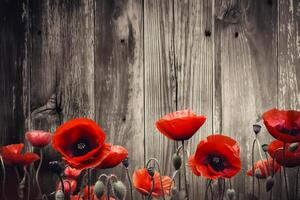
[120,39,125,44]
[37,30,42,35]
[204,30,211,37]
[234,32,239,38]
[267,0,273,6]
[122,116,126,122]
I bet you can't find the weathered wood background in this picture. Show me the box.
[0,0,299,199]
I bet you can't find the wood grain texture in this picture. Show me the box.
[29,0,94,196]
[94,0,144,199]
[214,0,278,199]
[278,0,300,199]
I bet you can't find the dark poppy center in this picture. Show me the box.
[276,123,300,136]
[71,139,91,157]
[206,155,225,172]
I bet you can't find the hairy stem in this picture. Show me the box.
[36,149,43,198]
[125,167,133,200]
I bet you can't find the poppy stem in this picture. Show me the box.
[36,149,43,198]
[57,174,64,195]
[271,148,283,177]
[256,139,268,176]
[295,166,299,200]
[124,167,133,200]
[264,152,271,175]
[181,140,189,200]
[146,158,165,200]
[209,180,214,200]
[283,143,290,200]
[0,156,7,200]
[257,178,260,200]
[77,171,88,200]
[251,138,256,200]
[87,169,91,200]
[24,167,30,200]
[106,176,111,200]
[204,179,212,200]
[148,177,154,200]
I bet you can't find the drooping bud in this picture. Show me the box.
[253,124,262,135]
[93,180,106,198]
[147,167,155,177]
[261,144,268,152]
[254,168,261,178]
[288,142,299,152]
[112,180,127,200]
[122,157,129,168]
[55,190,65,200]
[266,176,275,192]
[172,153,182,170]
[226,188,236,200]
[49,161,63,174]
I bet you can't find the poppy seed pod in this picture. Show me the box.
[147,167,155,177]
[266,176,275,192]
[226,188,236,200]
[93,180,105,198]
[172,153,182,170]
[254,168,261,178]
[55,190,64,200]
[261,144,268,152]
[122,157,129,168]
[49,161,63,174]
[253,124,262,135]
[288,142,299,152]
[112,180,127,200]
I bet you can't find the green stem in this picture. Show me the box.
[106,177,110,200]
[147,177,154,200]
[251,138,256,200]
[146,158,165,200]
[205,179,212,200]
[182,140,189,200]
[125,167,133,200]
[257,178,260,200]
[36,149,43,198]
[0,156,7,200]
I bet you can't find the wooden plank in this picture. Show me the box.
[29,0,94,196]
[144,0,177,180]
[278,0,300,199]
[174,0,214,198]
[214,0,278,199]
[94,0,144,199]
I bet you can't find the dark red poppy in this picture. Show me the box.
[132,168,172,197]
[25,130,52,148]
[156,109,206,141]
[97,144,128,169]
[52,118,110,170]
[0,144,40,166]
[56,179,77,195]
[263,108,300,142]
[64,166,82,179]
[188,135,241,179]
[268,140,300,167]
[246,159,280,178]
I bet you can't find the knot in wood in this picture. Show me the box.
[223,8,241,24]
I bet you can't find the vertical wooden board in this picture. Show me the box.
[174,0,214,198]
[29,0,94,196]
[94,0,144,198]
[278,0,300,199]
[214,0,278,199]
[144,0,178,177]
[0,1,29,199]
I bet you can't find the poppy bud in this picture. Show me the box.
[266,176,275,192]
[226,188,236,200]
[254,168,261,178]
[49,161,63,174]
[55,190,64,200]
[261,144,268,152]
[147,167,155,177]
[122,157,129,168]
[112,180,127,200]
[288,142,299,152]
[253,124,261,135]
[93,180,106,198]
[172,153,182,170]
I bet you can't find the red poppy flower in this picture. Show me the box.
[132,168,172,197]
[96,144,128,169]
[56,179,77,195]
[25,130,52,148]
[188,134,241,179]
[52,118,111,170]
[156,109,206,141]
[0,144,39,166]
[268,140,300,167]
[246,159,280,178]
[64,166,82,179]
[263,108,300,142]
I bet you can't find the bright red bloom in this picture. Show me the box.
[64,166,82,179]
[0,144,39,166]
[56,179,77,195]
[25,130,52,148]
[246,159,280,178]
[188,135,241,179]
[52,118,111,170]
[268,140,300,167]
[156,109,206,141]
[97,144,128,169]
[263,109,300,142]
[132,168,172,197]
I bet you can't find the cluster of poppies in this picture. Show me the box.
[0,108,299,200]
